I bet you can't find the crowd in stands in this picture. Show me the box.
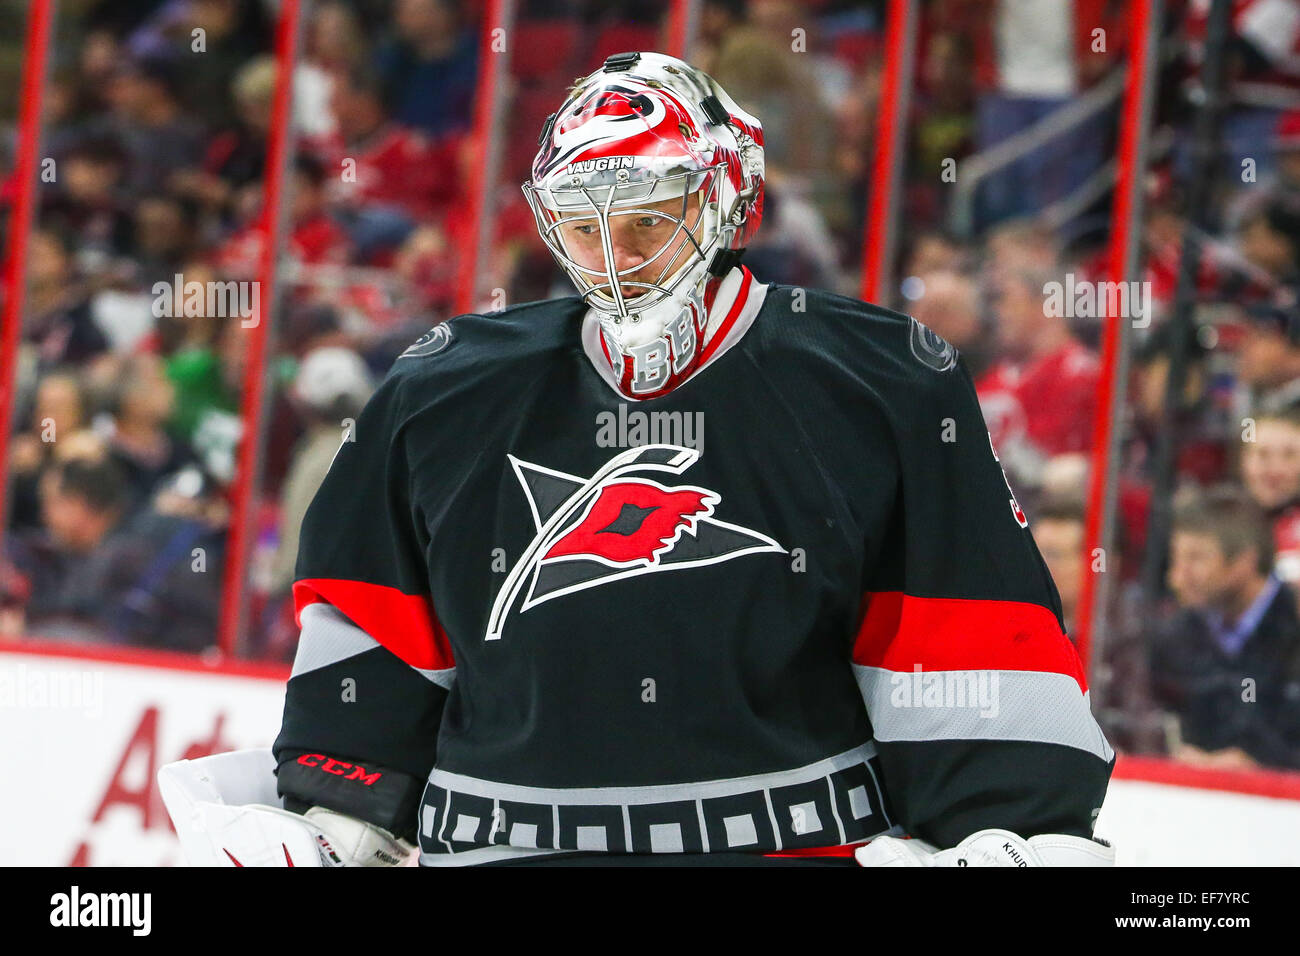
[3,0,1300,771]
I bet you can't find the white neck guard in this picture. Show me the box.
[581,266,769,400]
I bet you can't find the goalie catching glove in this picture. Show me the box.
[157,749,413,867]
[855,829,1114,867]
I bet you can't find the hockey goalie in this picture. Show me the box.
[159,52,1115,867]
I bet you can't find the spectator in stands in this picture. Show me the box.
[24,230,109,369]
[90,481,225,653]
[390,223,458,317]
[9,445,224,650]
[373,0,478,139]
[40,135,133,270]
[1033,495,1088,636]
[1237,196,1300,290]
[93,54,205,202]
[66,27,123,124]
[132,192,195,283]
[293,0,364,141]
[711,19,839,220]
[829,60,882,251]
[1128,316,1227,486]
[126,0,271,131]
[287,154,352,266]
[7,371,88,532]
[270,347,375,601]
[902,231,971,278]
[157,262,234,435]
[320,67,458,259]
[1149,488,1300,771]
[689,0,747,75]
[1182,0,1300,180]
[1241,407,1300,585]
[7,456,130,640]
[976,258,1100,488]
[306,0,369,76]
[985,218,1062,277]
[255,347,374,660]
[1237,302,1300,415]
[1111,317,1231,588]
[170,55,274,225]
[166,313,244,485]
[104,353,196,512]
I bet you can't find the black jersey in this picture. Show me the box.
[273,270,1113,865]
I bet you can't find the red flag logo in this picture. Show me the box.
[544,482,713,565]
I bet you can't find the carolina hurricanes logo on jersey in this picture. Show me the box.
[485,444,785,641]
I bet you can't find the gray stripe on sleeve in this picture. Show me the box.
[292,602,456,688]
[852,664,1114,762]
[291,603,380,676]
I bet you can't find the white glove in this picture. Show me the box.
[157,748,414,867]
[854,828,1114,867]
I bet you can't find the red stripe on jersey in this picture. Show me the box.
[293,578,455,671]
[764,841,868,859]
[852,591,1087,692]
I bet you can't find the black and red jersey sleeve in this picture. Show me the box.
[853,328,1113,849]
[273,371,454,840]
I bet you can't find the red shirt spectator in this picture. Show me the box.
[211,213,350,277]
[978,339,1100,459]
[315,124,460,222]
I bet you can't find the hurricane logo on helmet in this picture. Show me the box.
[534,83,693,183]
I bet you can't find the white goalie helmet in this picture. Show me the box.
[523,51,765,396]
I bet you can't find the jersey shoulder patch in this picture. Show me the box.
[908,316,958,373]
[398,323,455,359]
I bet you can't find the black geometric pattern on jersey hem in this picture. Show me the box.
[416,742,892,864]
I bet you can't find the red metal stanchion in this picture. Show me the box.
[859,0,917,305]
[216,0,303,658]
[666,0,697,59]
[0,0,56,551]
[1076,0,1161,671]
[454,0,516,317]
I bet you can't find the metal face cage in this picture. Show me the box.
[522,164,728,320]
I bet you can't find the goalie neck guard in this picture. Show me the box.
[522,51,765,397]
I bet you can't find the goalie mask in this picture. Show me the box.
[523,52,765,397]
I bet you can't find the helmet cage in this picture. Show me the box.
[522,164,729,319]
